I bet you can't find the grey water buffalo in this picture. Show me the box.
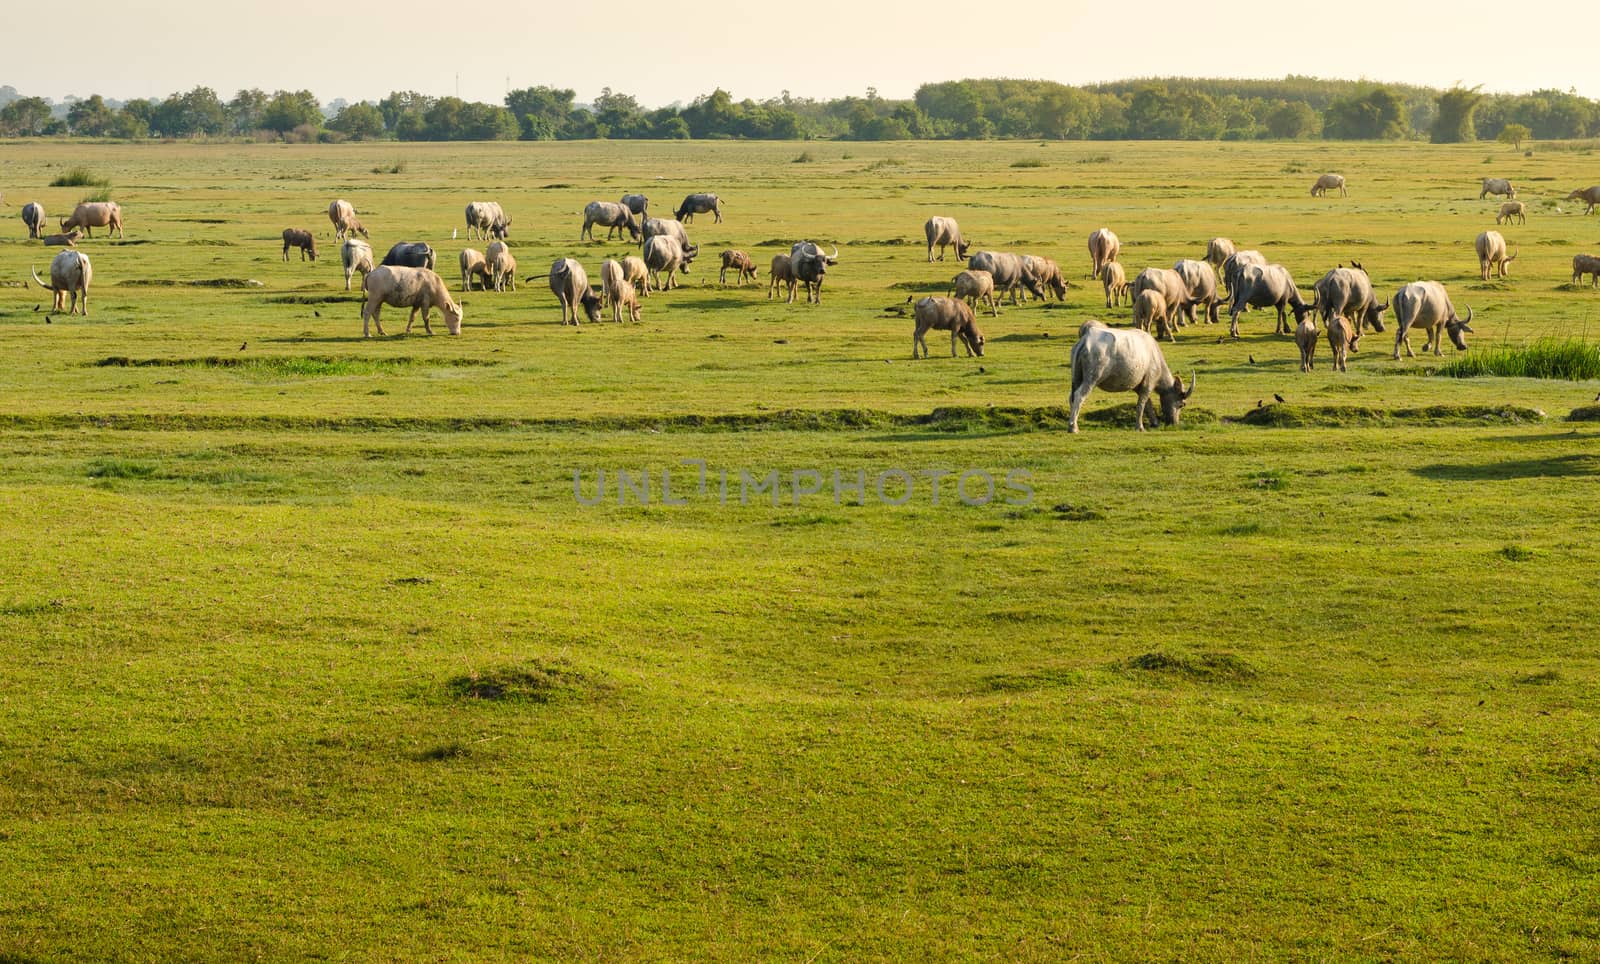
[719,249,757,285]
[674,193,723,223]
[600,259,640,323]
[1228,264,1314,337]
[1023,255,1068,300]
[641,217,691,253]
[1566,187,1600,214]
[360,265,462,337]
[1172,259,1221,325]
[1204,237,1236,285]
[1132,289,1169,339]
[643,235,699,291]
[789,242,838,304]
[281,228,317,261]
[1068,319,1194,433]
[1222,249,1267,295]
[1572,254,1600,287]
[1313,263,1388,342]
[620,255,649,298]
[60,201,123,238]
[1101,262,1129,308]
[924,217,970,262]
[1480,177,1516,200]
[459,248,490,291]
[41,229,82,247]
[328,200,367,240]
[465,201,510,240]
[1087,228,1119,278]
[21,202,45,239]
[1310,173,1347,197]
[1392,281,1473,358]
[620,194,649,217]
[968,250,1043,305]
[912,296,985,359]
[1295,315,1318,372]
[950,269,998,317]
[768,255,795,301]
[1131,267,1190,338]
[547,259,603,325]
[486,241,516,292]
[1497,201,1527,225]
[342,238,374,291]
[1475,230,1517,280]
[581,201,640,242]
[381,242,435,270]
[31,250,91,315]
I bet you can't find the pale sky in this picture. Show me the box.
[9,0,1596,107]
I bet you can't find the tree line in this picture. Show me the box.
[0,77,1595,143]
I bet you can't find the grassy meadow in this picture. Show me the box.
[1,138,1598,961]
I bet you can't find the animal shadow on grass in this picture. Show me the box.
[1413,454,1600,481]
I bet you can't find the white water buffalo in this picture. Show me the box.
[360,265,462,337]
[328,200,367,240]
[1480,178,1516,200]
[789,242,838,304]
[1496,201,1527,225]
[674,193,723,223]
[1221,249,1267,295]
[641,217,691,253]
[912,297,985,359]
[620,194,649,217]
[1310,173,1347,197]
[21,202,45,239]
[465,201,510,240]
[1475,230,1517,280]
[719,249,757,285]
[1312,264,1388,344]
[1101,262,1129,308]
[1204,237,1236,287]
[281,228,317,261]
[620,255,649,298]
[1023,255,1068,301]
[381,242,435,270]
[1573,254,1600,287]
[459,248,490,291]
[1392,281,1473,359]
[968,250,1043,306]
[60,201,123,238]
[31,250,92,315]
[1087,228,1119,278]
[1172,259,1221,325]
[600,259,640,323]
[1068,319,1194,433]
[486,241,517,292]
[924,217,970,262]
[643,235,699,291]
[1567,187,1600,214]
[950,269,998,317]
[1228,264,1314,337]
[581,201,640,242]
[768,254,795,301]
[1131,267,1190,338]
[341,238,374,291]
[548,259,603,325]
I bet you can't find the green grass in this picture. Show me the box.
[1438,337,1600,379]
[48,165,110,188]
[1,139,1599,960]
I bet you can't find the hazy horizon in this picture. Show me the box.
[8,0,1596,108]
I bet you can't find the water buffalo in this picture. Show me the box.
[31,249,91,315]
[1392,281,1472,358]
[328,200,367,240]
[465,201,510,240]
[547,259,603,325]
[1088,228,1119,278]
[1312,264,1388,345]
[768,254,795,302]
[1068,319,1193,433]
[60,201,123,239]
[381,242,435,270]
[789,242,837,304]
[643,235,698,291]
[1172,258,1221,325]
[674,193,722,223]
[281,228,317,261]
[912,296,985,359]
[719,249,757,285]
[41,229,82,247]
[1228,264,1314,338]
[1131,267,1190,338]
[1567,187,1600,214]
[1222,249,1267,295]
[1204,237,1236,288]
[581,201,640,242]
[620,194,649,217]
[1497,201,1527,225]
[1101,262,1129,308]
[1132,289,1169,340]
[641,217,691,253]
[342,238,374,291]
[1311,173,1347,197]
[950,269,998,317]
[620,255,649,299]
[459,248,490,291]
[1475,230,1517,280]
[1480,178,1516,200]
[486,241,517,292]
[1573,254,1600,287]
[925,217,969,263]
[360,265,461,337]
[21,201,45,239]
[968,251,1043,305]
[1023,255,1068,301]
[600,259,641,323]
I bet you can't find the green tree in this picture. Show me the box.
[1498,123,1531,149]
[1323,86,1409,139]
[67,95,116,136]
[504,86,574,140]
[227,89,268,133]
[379,91,433,132]
[1432,86,1483,143]
[329,102,386,140]
[151,87,228,137]
[1265,101,1319,139]
[260,90,322,133]
[593,88,647,138]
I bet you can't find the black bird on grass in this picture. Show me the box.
[33,304,39,312]
[239,341,247,351]
[313,310,321,317]
[1274,393,1286,404]
[1248,354,1256,365]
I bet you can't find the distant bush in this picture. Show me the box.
[1010,157,1046,168]
[372,159,408,174]
[51,167,110,188]
[792,151,815,163]
[1437,339,1600,380]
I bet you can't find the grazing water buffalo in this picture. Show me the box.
[22,202,45,239]
[789,242,837,304]
[1496,201,1527,225]
[581,201,640,242]
[1101,262,1129,308]
[328,200,367,240]
[1068,319,1193,433]
[381,242,435,270]
[1572,254,1600,287]
[341,238,374,291]
[620,255,649,298]
[465,201,510,240]
[459,248,490,291]
[719,249,757,285]
[641,217,691,253]
[360,265,462,337]
[1310,173,1347,197]
[1313,264,1388,345]
[1131,267,1190,338]
[643,235,698,291]
[1228,264,1314,338]
[1222,249,1267,295]
[1087,228,1119,278]
[1567,187,1600,214]
[768,254,795,301]
[912,297,985,359]
[674,193,722,223]
[281,228,317,261]
[968,251,1043,305]
[31,250,92,316]
[1023,255,1068,301]
[1392,281,1472,358]
[1172,258,1221,325]
[924,217,969,262]
[1480,177,1516,200]
[60,201,123,238]
[547,259,603,325]
[600,259,641,323]
[1475,230,1517,280]
[950,269,998,317]
[620,194,649,217]
[486,241,517,292]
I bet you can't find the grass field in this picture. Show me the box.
[1,138,1598,961]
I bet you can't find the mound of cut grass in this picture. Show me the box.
[1436,339,1600,380]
